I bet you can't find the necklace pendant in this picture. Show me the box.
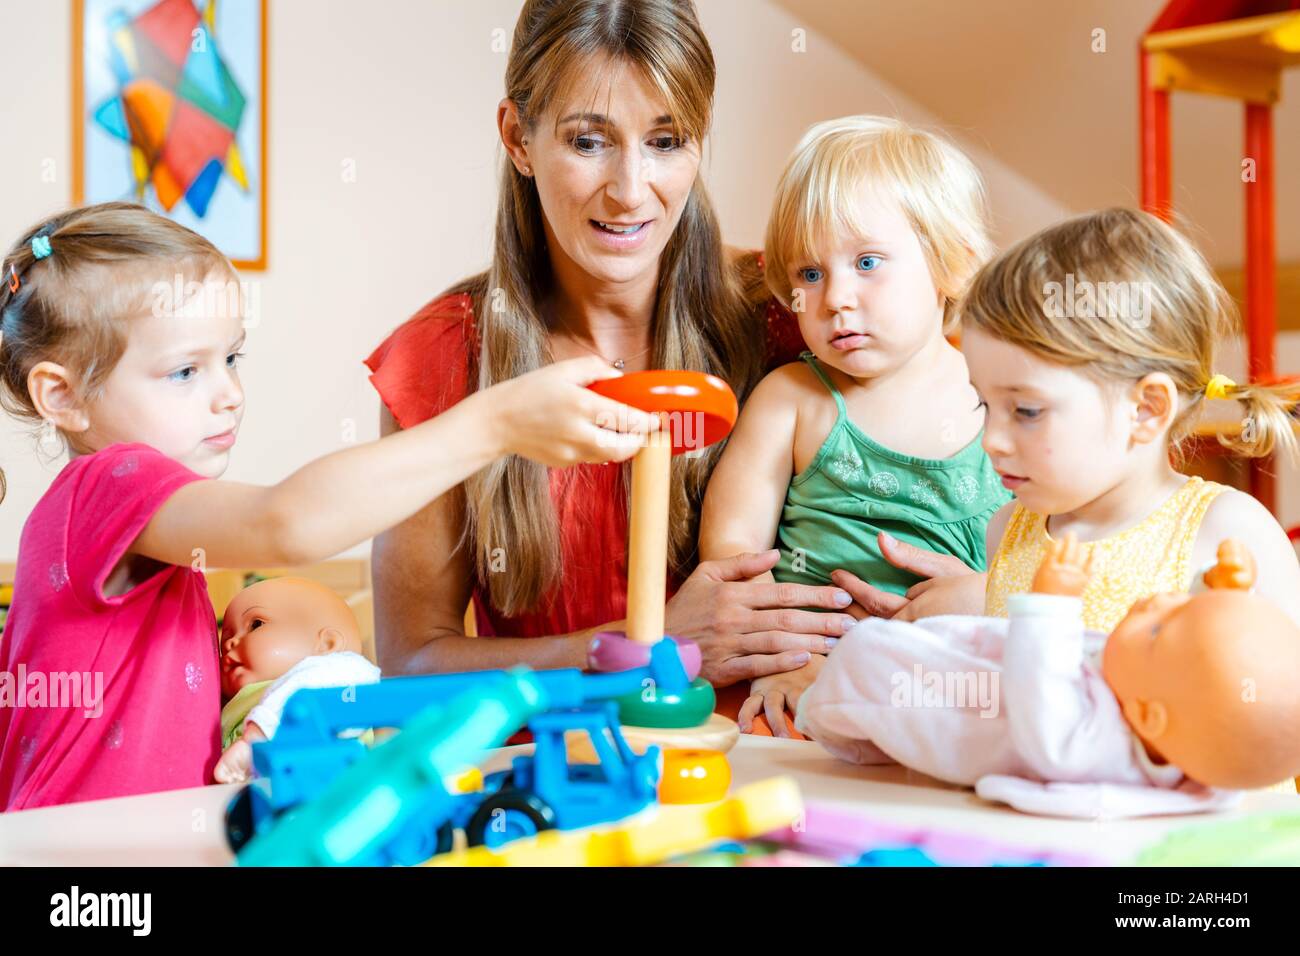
[612,358,625,370]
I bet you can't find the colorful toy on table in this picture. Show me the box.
[658,799,1100,867]
[215,577,379,784]
[235,670,548,866]
[424,776,803,867]
[763,801,1100,866]
[797,537,1300,818]
[230,638,694,864]
[1137,809,1300,866]
[658,748,731,804]
[582,371,740,758]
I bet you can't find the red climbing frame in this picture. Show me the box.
[1139,0,1300,513]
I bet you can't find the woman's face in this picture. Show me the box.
[516,60,702,287]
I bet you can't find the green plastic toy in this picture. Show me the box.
[1138,810,1300,866]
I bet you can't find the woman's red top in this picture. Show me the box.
[364,269,804,638]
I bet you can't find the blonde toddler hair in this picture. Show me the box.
[764,114,994,333]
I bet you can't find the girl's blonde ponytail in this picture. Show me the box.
[1216,378,1300,459]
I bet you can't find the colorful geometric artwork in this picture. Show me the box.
[74,0,266,268]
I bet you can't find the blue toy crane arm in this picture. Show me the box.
[238,671,548,866]
[271,637,689,746]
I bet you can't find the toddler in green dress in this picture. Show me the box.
[700,116,1010,734]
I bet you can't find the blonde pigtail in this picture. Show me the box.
[1214,379,1300,459]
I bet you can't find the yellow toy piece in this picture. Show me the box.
[448,767,483,794]
[659,749,731,804]
[423,776,802,867]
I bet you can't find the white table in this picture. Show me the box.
[2,736,1292,865]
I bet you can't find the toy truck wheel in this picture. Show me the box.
[465,789,557,849]
[225,786,257,854]
[435,821,456,856]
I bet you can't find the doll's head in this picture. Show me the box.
[962,208,1300,517]
[763,116,993,381]
[219,577,363,699]
[1101,551,1300,789]
[0,202,247,479]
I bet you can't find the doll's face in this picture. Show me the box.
[1102,592,1193,700]
[787,187,946,381]
[76,267,246,479]
[1104,584,1300,788]
[963,327,1141,516]
[219,579,359,698]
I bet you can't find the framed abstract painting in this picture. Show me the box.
[72,0,268,269]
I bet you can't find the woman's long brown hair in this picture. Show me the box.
[452,0,769,616]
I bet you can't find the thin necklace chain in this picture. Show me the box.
[552,316,654,370]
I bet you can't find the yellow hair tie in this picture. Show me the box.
[1204,374,1236,400]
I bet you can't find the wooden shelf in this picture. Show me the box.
[1144,12,1300,103]
[1144,11,1300,65]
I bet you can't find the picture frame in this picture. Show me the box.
[71,0,268,269]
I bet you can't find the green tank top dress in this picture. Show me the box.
[773,352,1012,596]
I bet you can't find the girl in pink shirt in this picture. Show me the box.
[0,202,656,809]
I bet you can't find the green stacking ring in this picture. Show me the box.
[614,676,716,729]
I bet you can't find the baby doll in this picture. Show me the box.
[796,537,1300,818]
[215,577,379,784]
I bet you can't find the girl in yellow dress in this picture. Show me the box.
[963,208,1300,633]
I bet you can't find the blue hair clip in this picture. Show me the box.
[31,235,52,260]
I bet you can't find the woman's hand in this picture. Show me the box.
[664,550,856,687]
[737,653,825,736]
[832,532,983,622]
[487,356,660,467]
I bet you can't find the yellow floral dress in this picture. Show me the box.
[986,476,1226,631]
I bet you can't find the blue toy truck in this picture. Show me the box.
[229,639,689,866]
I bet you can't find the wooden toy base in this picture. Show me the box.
[566,714,739,764]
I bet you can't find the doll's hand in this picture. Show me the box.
[1032,532,1095,596]
[214,738,253,784]
[737,654,825,737]
[213,722,266,784]
[1203,538,1256,590]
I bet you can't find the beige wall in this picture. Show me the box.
[1,1,1291,565]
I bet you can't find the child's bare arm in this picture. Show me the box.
[699,367,800,570]
[1195,490,1300,626]
[984,501,1015,571]
[135,358,653,569]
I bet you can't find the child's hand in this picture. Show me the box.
[487,357,660,467]
[214,738,253,784]
[831,533,980,622]
[1032,532,1094,596]
[738,654,825,737]
[1203,538,1256,590]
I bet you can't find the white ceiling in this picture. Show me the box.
[775,0,1300,265]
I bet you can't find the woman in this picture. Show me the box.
[366,0,967,690]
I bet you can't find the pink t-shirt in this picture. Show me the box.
[0,443,221,810]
